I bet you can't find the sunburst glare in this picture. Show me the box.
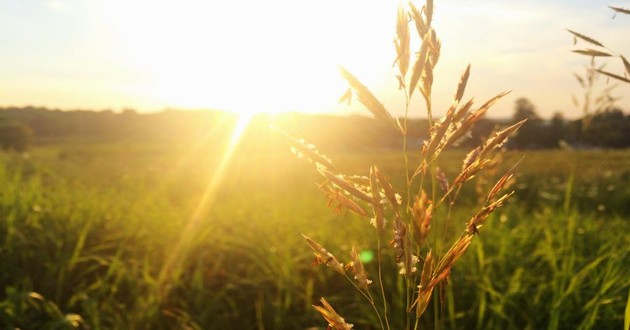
[156,113,253,299]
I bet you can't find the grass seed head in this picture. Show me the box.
[415,250,434,317]
[431,235,473,288]
[313,298,354,330]
[319,168,373,205]
[350,247,372,290]
[277,130,338,172]
[338,66,398,130]
[322,186,368,217]
[395,4,410,78]
[480,119,526,156]
[302,234,345,275]
[368,167,386,230]
[408,31,432,99]
[374,166,400,213]
[412,191,433,246]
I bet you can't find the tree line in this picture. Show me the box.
[0,101,628,152]
[510,98,630,149]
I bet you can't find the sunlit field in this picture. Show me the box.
[1,0,630,329]
[0,119,628,328]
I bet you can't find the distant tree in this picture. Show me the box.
[121,108,138,116]
[513,98,540,122]
[581,108,630,148]
[467,118,497,147]
[511,97,543,149]
[545,111,566,148]
[0,121,33,152]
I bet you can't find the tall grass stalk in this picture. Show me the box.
[282,0,525,328]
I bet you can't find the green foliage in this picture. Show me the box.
[511,98,544,149]
[0,142,628,328]
[580,109,630,148]
[0,286,83,329]
[0,121,33,152]
[1,106,628,152]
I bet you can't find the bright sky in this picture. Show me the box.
[1,0,629,119]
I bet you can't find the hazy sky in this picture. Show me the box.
[1,0,629,119]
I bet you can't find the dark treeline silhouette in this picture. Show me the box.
[0,103,628,151]
[508,97,630,149]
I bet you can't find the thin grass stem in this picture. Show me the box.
[377,231,392,330]
[344,273,386,330]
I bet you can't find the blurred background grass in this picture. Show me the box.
[0,127,628,329]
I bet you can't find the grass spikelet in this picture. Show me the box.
[411,192,432,246]
[419,250,434,291]
[442,91,510,150]
[318,168,373,204]
[453,64,471,108]
[422,107,453,159]
[572,49,613,57]
[391,218,406,264]
[414,250,434,317]
[436,167,449,193]
[466,192,513,235]
[453,98,474,122]
[595,69,630,84]
[431,235,473,287]
[460,159,488,183]
[374,166,401,214]
[302,234,346,275]
[408,32,431,99]
[480,119,526,156]
[428,29,441,66]
[485,158,522,203]
[566,29,605,47]
[338,66,397,128]
[442,115,479,150]
[322,186,369,217]
[395,4,410,79]
[313,298,354,330]
[462,147,481,171]
[619,55,630,75]
[369,167,386,230]
[425,0,434,26]
[608,5,630,15]
[275,129,338,172]
[420,57,434,109]
[408,2,428,38]
[350,247,372,290]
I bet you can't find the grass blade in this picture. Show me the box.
[566,29,604,47]
[621,55,630,76]
[572,49,612,57]
[625,289,630,330]
[608,6,630,15]
[596,69,630,84]
[453,64,471,107]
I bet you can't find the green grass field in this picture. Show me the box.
[0,137,629,329]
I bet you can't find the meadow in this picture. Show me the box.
[0,125,628,329]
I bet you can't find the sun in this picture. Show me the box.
[99,0,397,116]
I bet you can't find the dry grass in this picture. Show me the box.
[280,1,526,329]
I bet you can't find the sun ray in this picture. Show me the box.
[156,113,253,299]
